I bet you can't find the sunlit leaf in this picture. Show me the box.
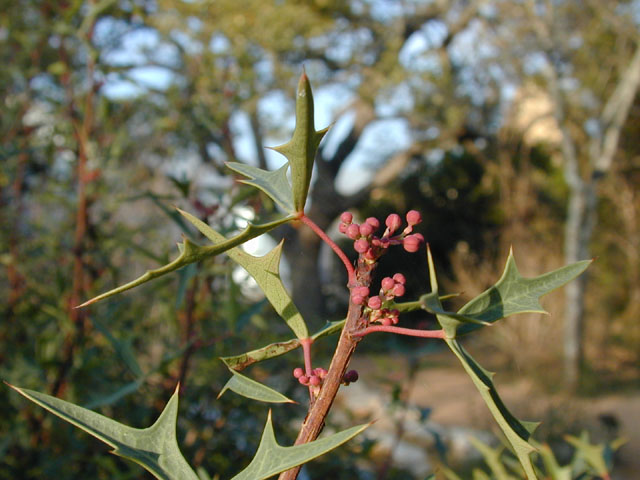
[270,72,328,213]
[443,337,539,480]
[8,384,198,480]
[469,437,518,480]
[231,410,368,480]
[422,246,591,337]
[424,247,538,479]
[226,162,294,214]
[457,248,591,334]
[179,209,308,338]
[217,368,295,404]
[78,213,294,307]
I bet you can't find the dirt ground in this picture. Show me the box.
[348,353,640,478]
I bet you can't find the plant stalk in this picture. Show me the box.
[278,257,375,480]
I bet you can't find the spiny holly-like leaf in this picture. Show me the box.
[270,71,328,213]
[8,384,198,480]
[179,209,308,338]
[221,320,345,371]
[422,246,591,337]
[218,368,295,404]
[231,410,368,480]
[565,431,622,477]
[457,248,591,332]
[78,213,295,308]
[423,247,537,479]
[535,441,572,480]
[469,437,518,480]
[226,162,295,214]
[221,339,301,371]
[444,338,539,480]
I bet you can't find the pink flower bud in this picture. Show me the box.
[340,212,353,224]
[299,375,309,385]
[354,286,370,297]
[309,375,321,386]
[385,213,402,233]
[392,273,406,284]
[365,217,380,230]
[392,284,406,297]
[381,317,393,326]
[351,294,365,305]
[346,223,360,239]
[406,210,422,225]
[381,277,395,291]
[359,223,374,236]
[403,234,423,253]
[338,223,348,234]
[368,296,382,310]
[354,238,369,253]
[293,367,304,379]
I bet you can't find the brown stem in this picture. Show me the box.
[50,18,96,396]
[278,257,375,480]
[176,275,201,393]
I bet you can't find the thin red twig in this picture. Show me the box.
[352,325,445,339]
[299,214,356,285]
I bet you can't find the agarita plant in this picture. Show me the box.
[7,73,592,479]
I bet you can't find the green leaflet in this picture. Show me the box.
[8,384,198,480]
[231,410,368,480]
[456,248,592,335]
[424,247,538,478]
[218,368,295,404]
[422,246,591,337]
[78,213,295,308]
[565,431,619,477]
[179,209,308,339]
[221,339,300,371]
[536,442,572,480]
[221,320,345,371]
[445,338,539,479]
[468,437,519,480]
[226,162,295,214]
[270,72,328,213]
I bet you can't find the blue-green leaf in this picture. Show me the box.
[78,213,294,307]
[221,320,345,371]
[270,72,328,213]
[226,162,295,214]
[423,246,538,479]
[179,209,308,339]
[218,368,295,404]
[8,384,198,480]
[231,411,368,480]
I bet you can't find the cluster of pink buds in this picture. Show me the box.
[339,210,424,261]
[293,367,328,387]
[367,273,406,326]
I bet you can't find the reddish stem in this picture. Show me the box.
[300,337,313,375]
[299,214,356,285]
[300,337,314,399]
[352,325,445,339]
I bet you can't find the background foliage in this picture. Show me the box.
[1,0,639,478]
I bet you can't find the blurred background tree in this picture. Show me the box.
[1,0,639,478]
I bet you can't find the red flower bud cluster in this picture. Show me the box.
[339,210,424,260]
[293,366,328,387]
[352,272,407,326]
